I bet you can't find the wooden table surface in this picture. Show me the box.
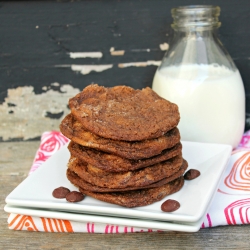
[1,1,250,248]
[0,141,249,249]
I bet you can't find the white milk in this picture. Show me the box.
[152,64,245,148]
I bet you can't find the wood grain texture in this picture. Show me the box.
[0,0,250,141]
[0,141,249,249]
[1,2,250,245]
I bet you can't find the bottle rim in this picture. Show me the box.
[171,5,221,30]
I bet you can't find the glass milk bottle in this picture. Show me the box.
[152,5,245,148]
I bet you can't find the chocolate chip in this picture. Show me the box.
[52,186,70,199]
[161,199,180,212]
[66,191,84,202]
[184,169,200,180]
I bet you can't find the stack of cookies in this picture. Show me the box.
[60,84,187,208]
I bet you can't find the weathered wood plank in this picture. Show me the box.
[1,1,250,248]
[0,141,249,249]
[0,0,250,141]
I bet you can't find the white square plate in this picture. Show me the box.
[5,141,232,223]
[4,204,205,232]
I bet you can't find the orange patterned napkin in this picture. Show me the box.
[7,131,250,232]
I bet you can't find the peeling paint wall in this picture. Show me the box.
[1,0,250,141]
[118,61,161,68]
[71,64,113,75]
[0,85,79,141]
[69,52,103,59]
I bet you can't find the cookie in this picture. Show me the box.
[67,160,187,192]
[61,114,181,160]
[67,155,184,189]
[68,141,182,172]
[78,177,184,208]
[68,84,180,141]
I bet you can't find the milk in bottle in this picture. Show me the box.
[152,5,245,148]
[152,64,245,148]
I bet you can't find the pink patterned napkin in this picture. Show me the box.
[7,131,250,232]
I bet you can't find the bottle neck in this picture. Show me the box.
[170,5,221,51]
[171,5,221,31]
[159,5,236,71]
[172,28,216,39]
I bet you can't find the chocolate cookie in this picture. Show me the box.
[61,114,181,160]
[68,84,180,141]
[68,155,184,189]
[78,177,184,208]
[68,141,182,172]
[67,160,187,192]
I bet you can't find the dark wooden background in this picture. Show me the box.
[1,0,250,141]
[1,2,250,247]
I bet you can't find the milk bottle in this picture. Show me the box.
[152,6,245,148]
